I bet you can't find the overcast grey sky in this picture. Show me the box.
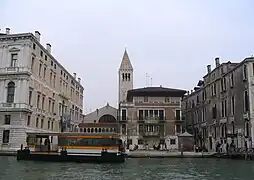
[1,0,254,113]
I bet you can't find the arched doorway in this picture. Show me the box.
[99,114,116,123]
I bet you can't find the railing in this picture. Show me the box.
[59,90,70,99]
[0,67,31,74]
[0,103,32,110]
[138,116,166,123]
[142,131,160,136]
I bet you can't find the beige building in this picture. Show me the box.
[0,28,84,151]
[118,50,186,150]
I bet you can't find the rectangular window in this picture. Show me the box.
[41,118,44,129]
[221,101,225,117]
[243,65,247,80]
[121,109,127,121]
[11,53,18,67]
[31,57,35,71]
[213,83,216,95]
[48,119,50,129]
[39,64,42,76]
[4,115,11,125]
[2,130,10,143]
[244,91,249,112]
[202,108,206,122]
[176,125,181,133]
[33,43,36,50]
[170,139,176,145]
[165,97,170,102]
[230,73,234,87]
[45,55,47,61]
[36,118,39,128]
[52,101,55,113]
[40,50,43,57]
[27,115,30,126]
[53,74,56,87]
[144,110,149,119]
[212,104,217,118]
[28,90,32,105]
[48,99,51,112]
[159,110,164,120]
[42,95,45,110]
[175,110,181,120]
[138,110,143,120]
[50,72,52,85]
[43,66,46,79]
[231,96,235,115]
[149,110,153,117]
[37,94,40,108]
[144,96,148,102]
[51,121,54,130]
[224,99,227,117]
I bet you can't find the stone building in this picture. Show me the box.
[118,50,186,150]
[0,28,84,151]
[77,103,119,133]
[182,57,254,151]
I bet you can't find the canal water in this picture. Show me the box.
[0,156,254,180]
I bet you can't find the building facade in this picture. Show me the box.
[118,50,186,150]
[0,28,84,151]
[182,57,254,152]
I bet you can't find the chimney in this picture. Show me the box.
[215,57,220,67]
[73,73,76,79]
[191,90,193,93]
[78,78,81,83]
[46,43,51,53]
[5,28,10,35]
[35,31,41,42]
[207,65,211,73]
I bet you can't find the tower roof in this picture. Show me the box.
[119,49,133,70]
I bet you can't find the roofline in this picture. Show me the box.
[183,57,253,100]
[0,32,84,90]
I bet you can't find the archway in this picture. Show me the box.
[99,114,117,123]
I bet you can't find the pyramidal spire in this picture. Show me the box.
[119,48,133,70]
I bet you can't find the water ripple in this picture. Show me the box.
[0,156,254,180]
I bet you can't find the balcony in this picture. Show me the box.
[142,131,160,136]
[59,90,70,100]
[0,67,31,75]
[138,116,166,123]
[0,103,32,112]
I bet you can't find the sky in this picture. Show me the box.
[1,0,254,113]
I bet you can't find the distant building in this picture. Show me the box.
[77,103,119,133]
[182,57,254,152]
[118,50,186,150]
[0,28,84,151]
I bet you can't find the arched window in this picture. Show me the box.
[7,82,15,103]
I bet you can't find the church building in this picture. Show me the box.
[80,49,186,150]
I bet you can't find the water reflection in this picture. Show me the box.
[0,156,253,180]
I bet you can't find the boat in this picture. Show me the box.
[16,132,126,163]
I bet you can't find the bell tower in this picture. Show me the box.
[118,49,133,103]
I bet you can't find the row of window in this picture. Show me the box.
[194,121,250,139]
[58,138,121,146]
[141,96,180,103]
[121,109,181,121]
[32,43,82,94]
[79,127,116,133]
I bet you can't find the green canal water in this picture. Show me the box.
[0,156,253,180]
